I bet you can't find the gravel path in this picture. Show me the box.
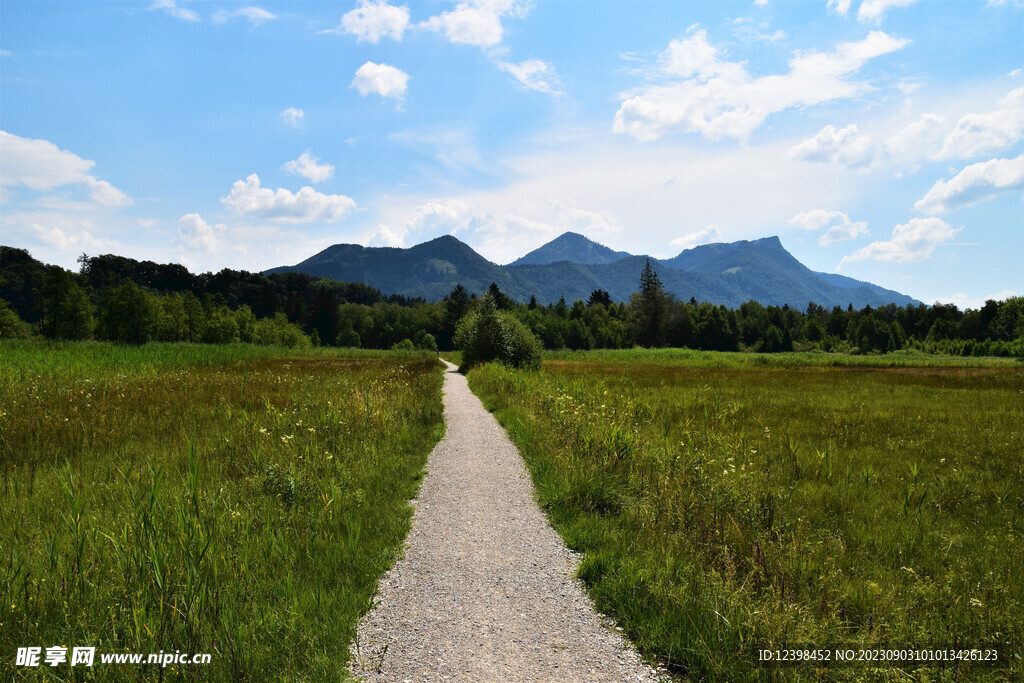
[351,360,662,682]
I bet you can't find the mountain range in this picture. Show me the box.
[265,232,918,309]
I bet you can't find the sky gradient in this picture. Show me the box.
[1,0,1022,308]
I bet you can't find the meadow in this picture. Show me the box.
[468,350,1023,681]
[0,342,443,680]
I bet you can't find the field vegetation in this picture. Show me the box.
[0,342,443,680]
[468,350,1023,680]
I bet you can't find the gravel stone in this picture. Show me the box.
[351,361,664,682]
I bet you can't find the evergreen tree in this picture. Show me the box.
[632,259,668,347]
[486,282,513,309]
[309,286,340,346]
[441,283,471,349]
[587,289,612,307]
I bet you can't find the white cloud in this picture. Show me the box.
[0,130,131,208]
[789,124,874,167]
[792,89,1024,171]
[351,61,409,100]
[820,221,869,246]
[391,128,484,171]
[0,50,11,57]
[938,87,1024,159]
[374,135,859,264]
[839,217,958,268]
[81,176,131,207]
[730,17,786,43]
[550,198,621,236]
[282,151,334,183]
[405,199,482,236]
[788,209,848,231]
[327,0,410,43]
[914,154,1024,214]
[367,224,408,248]
[614,28,909,141]
[670,226,719,250]
[789,209,868,246]
[420,0,527,49]
[31,224,115,252]
[148,0,199,22]
[883,113,944,163]
[221,174,356,223]
[497,59,563,95]
[828,0,852,16]
[858,0,918,24]
[281,107,304,128]
[933,290,1018,309]
[211,7,277,26]
[1,130,95,190]
[138,218,160,229]
[177,213,226,252]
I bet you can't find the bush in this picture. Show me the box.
[417,332,438,352]
[0,298,30,339]
[253,313,311,348]
[454,294,543,372]
[391,338,416,351]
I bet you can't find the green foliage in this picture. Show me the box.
[630,259,669,347]
[454,294,543,371]
[99,279,157,344]
[203,305,241,344]
[40,267,94,340]
[469,352,1023,680]
[2,246,1022,359]
[0,297,31,338]
[391,338,416,351]
[417,332,438,352]
[336,318,361,348]
[0,343,444,679]
[253,312,311,348]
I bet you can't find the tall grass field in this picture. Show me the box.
[469,350,1023,681]
[1,342,443,680]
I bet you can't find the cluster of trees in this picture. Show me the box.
[2,247,1022,357]
[454,293,542,370]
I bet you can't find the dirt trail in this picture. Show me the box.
[351,360,661,682]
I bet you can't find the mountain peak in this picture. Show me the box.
[509,232,632,267]
[265,233,918,308]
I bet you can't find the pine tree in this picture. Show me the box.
[633,259,668,347]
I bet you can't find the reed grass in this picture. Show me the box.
[469,350,1023,681]
[1,341,443,680]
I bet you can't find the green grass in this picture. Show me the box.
[1,341,443,680]
[468,349,1024,681]
[544,346,1023,368]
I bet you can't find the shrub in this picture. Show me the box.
[454,294,543,371]
[417,332,438,352]
[0,298,30,339]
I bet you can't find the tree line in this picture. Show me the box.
[2,247,1022,357]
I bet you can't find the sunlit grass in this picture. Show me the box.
[0,341,443,680]
[468,350,1023,681]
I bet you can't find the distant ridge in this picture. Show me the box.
[265,232,919,309]
[509,232,632,266]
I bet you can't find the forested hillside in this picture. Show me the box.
[3,246,1021,357]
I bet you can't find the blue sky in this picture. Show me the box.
[1,0,1022,307]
